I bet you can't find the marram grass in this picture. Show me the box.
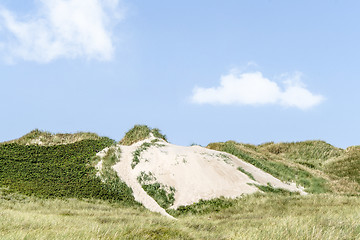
[1,190,359,240]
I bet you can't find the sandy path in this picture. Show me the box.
[112,144,175,219]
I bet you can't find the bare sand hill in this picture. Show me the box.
[96,135,306,218]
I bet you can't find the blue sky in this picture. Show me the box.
[0,0,359,148]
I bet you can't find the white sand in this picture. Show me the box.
[98,135,306,218]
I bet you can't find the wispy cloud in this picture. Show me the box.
[0,0,124,63]
[191,70,325,110]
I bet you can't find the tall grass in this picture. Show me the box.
[259,140,343,169]
[208,141,329,193]
[324,146,360,185]
[2,129,113,146]
[120,125,167,146]
[1,189,359,239]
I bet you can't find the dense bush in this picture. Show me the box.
[0,139,137,205]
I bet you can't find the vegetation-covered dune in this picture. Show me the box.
[0,125,359,239]
[2,129,106,146]
[207,140,360,195]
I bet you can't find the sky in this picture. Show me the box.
[0,0,359,148]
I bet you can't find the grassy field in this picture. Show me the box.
[1,190,359,240]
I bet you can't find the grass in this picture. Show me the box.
[253,183,300,195]
[1,189,359,239]
[207,141,329,193]
[324,146,360,185]
[2,129,113,146]
[237,167,256,181]
[120,125,167,146]
[259,140,343,169]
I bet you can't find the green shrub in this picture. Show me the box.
[141,183,175,209]
[137,171,175,209]
[0,139,137,205]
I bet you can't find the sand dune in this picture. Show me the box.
[97,135,306,218]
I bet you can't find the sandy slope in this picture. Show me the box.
[112,144,175,219]
[97,135,306,218]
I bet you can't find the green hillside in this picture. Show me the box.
[324,146,360,186]
[208,140,360,194]
[0,137,137,205]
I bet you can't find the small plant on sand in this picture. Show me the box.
[253,183,299,195]
[131,142,152,169]
[131,140,166,169]
[137,171,176,209]
[218,153,232,165]
[237,167,255,181]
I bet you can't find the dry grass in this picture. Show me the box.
[119,125,167,146]
[1,189,359,240]
[2,129,112,146]
[208,140,360,195]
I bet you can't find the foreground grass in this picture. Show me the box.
[1,191,359,240]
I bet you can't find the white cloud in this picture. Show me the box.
[191,71,325,110]
[0,0,123,63]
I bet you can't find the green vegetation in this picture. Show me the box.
[260,140,343,169]
[95,146,138,206]
[0,139,137,205]
[120,125,167,145]
[131,140,166,169]
[137,171,176,209]
[237,167,255,181]
[208,141,329,193]
[137,171,156,183]
[167,197,235,217]
[253,183,300,195]
[142,183,176,209]
[132,142,152,169]
[1,189,359,239]
[2,129,112,146]
[324,146,360,185]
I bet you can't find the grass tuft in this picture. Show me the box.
[120,125,167,146]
